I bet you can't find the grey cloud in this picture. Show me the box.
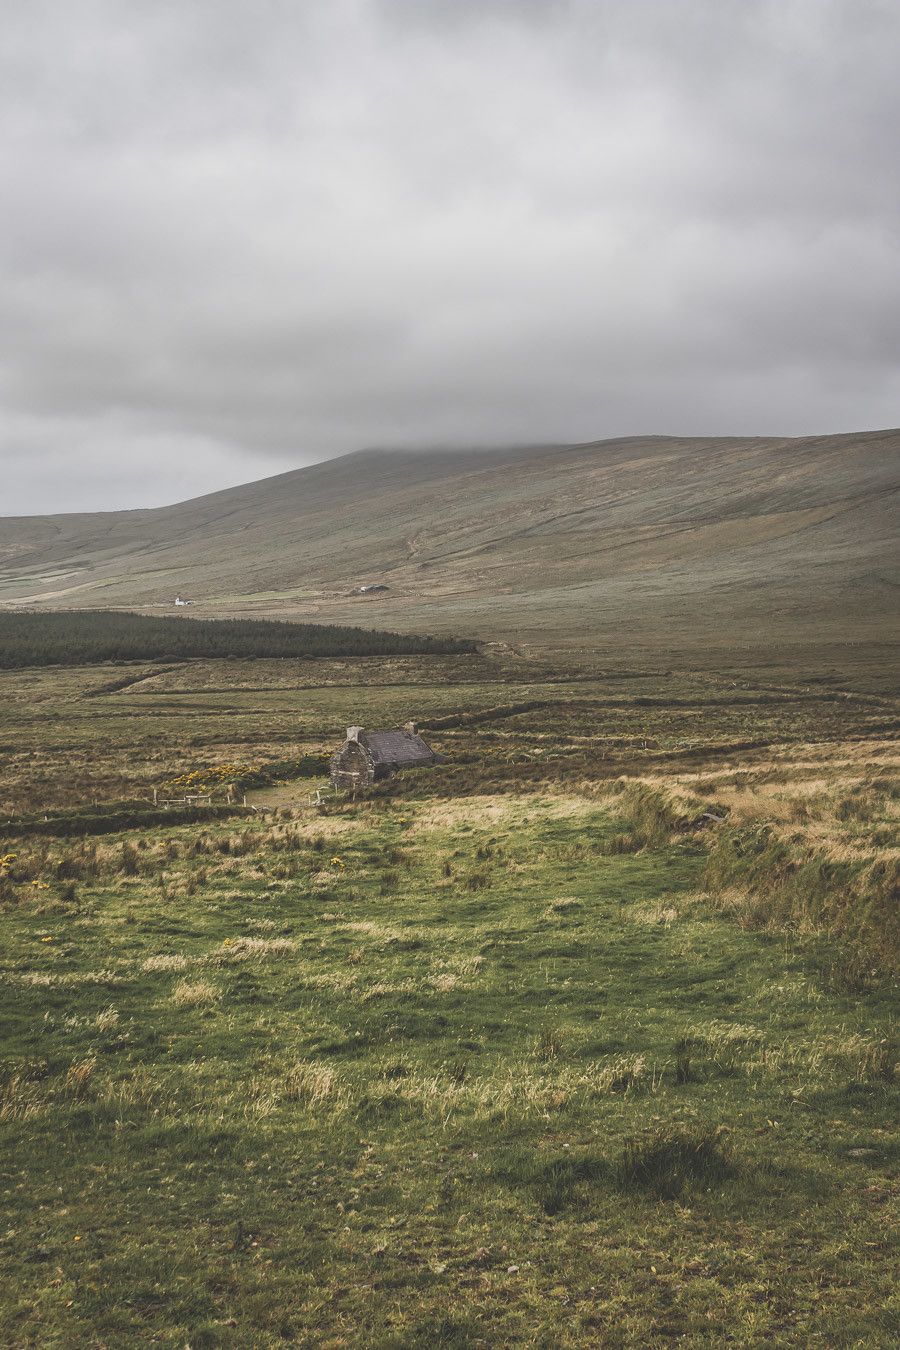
[0,0,898,512]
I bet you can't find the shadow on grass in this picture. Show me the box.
[496,1125,737,1215]
[377,1315,484,1349]
[619,1126,734,1200]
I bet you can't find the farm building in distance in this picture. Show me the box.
[330,723,441,790]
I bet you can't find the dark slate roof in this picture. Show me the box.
[363,729,436,765]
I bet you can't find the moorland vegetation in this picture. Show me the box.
[0,648,897,1346]
[1,430,896,659]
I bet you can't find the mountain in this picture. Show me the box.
[1,430,898,660]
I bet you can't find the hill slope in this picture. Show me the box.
[1,431,897,658]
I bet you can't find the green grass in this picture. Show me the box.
[1,792,897,1347]
[0,651,897,1345]
[704,824,900,981]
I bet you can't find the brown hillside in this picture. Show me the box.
[1,431,897,660]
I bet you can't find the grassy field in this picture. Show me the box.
[1,652,897,1346]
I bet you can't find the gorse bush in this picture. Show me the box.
[0,610,476,668]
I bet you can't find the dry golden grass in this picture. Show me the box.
[63,1058,97,1100]
[171,979,220,1007]
[13,967,129,988]
[631,900,681,926]
[281,1061,340,1106]
[444,953,485,977]
[209,935,297,963]
[0,1074,44,1122]
[358,979,419,1002]
[430,972,459,993]
[299,970,359,995]
[344,918,436,945]
[142,953,190,973]
[409,791,609,835]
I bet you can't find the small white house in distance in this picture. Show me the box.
[174,596,190,607]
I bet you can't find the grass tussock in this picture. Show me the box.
[1,655,898,1348]
[606,780,712,852]
[281,1062,341,1107]
[171,979,220,1007]
[142,953,190,973]
[704,824,899,976]
[209,935,297,964]
[0,1071,45,1122]
[619,1126,734,1199]
[830,1033,898,1085]
[62,1057,97,1100]
[533,1154,607,1215]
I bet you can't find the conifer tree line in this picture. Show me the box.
[0,610,476,668]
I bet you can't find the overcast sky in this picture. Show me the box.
[1,0,898,514]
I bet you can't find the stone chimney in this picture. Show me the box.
[403,721,419,736]
[347,726,364,743]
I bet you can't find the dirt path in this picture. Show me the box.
[245,780,329,809]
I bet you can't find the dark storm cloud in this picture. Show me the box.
[1,0,898,512]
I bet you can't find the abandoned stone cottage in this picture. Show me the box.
[329,723,440,790]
